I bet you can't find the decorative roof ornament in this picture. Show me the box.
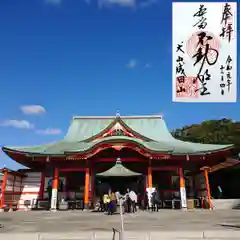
[116,110,120,118]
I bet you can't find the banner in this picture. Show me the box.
[172,2,237,102]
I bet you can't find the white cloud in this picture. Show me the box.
[0,120,34,129]
[139,0,157,8]
[98,0,135,8]
[144,63,151,68]
[45,0,61,5]
[20,105,46,115]
[36,128,62,135]
[126,59,137,68]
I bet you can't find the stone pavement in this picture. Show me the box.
[0,210,240,239]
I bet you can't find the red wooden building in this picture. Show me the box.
[0,115,237,211]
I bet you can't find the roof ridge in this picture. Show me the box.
[73,115,163,119]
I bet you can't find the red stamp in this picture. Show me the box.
[186,31,220,62]
[176,76,199,98]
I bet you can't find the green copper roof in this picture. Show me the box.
[2,115,234,156]
[96,158,142,177]
[64,118,113,142]
[64,115,173,142]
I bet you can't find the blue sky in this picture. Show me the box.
[0,0,239,169]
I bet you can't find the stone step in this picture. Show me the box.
[1,231,240,240]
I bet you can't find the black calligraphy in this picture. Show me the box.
[220,65,225,95]
[197,69,211,95]
[220,3,233,42]
[221,3,232,25]
[176,42,187,94]
[225,55,233,92]
[193,4,207,29]
[220,55,232,95]
[176,42,185,54]
[176,56,186,76]
[219,55,233,95]
[192,32,219,95]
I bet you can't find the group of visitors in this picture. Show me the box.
[100,188,138,215]
[97,187,164,215]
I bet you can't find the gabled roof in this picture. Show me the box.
[64,115,173,142]
[2,115,234,157]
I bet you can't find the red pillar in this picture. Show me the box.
[0,169,8,210]
[84,168,90,209]
[91,165,95,202]
[179,168,187,210]
[203,167,212,210]
[39,171,45,199]
[147,160,152,188]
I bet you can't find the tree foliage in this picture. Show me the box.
[171,118,240,155]
[171,119,240,198]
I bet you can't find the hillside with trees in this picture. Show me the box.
[171,119,240,198]
[171,118,240,156]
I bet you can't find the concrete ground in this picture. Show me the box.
[0,209,240,233]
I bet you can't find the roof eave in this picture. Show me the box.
[2,146,65,157]
[2,143,234,159]
[172,144,234,156]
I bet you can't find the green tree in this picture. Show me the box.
[171,119,240,156]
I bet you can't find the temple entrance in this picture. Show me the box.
[95,175,144,196]
[63,171,85,199]
[57,170,85,210]
[152,170,180,200]
[94,158,144,201]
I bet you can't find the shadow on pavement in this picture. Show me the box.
[218,224,240,230]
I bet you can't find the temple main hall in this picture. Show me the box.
[0,115,238,211]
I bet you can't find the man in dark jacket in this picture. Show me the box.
[151,189,161,212]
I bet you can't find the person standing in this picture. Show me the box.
[115,190,121,203]
[129,190,137,213]
[144,191,149,211]
[217,185,223,199]
[110,191,117,214]
[125,189,131,213]
[103,193,110,212]
[151,189,160,212]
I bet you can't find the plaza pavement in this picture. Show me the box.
[0,209,240,239]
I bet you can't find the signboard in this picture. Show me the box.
[172,2,237,102]
[51,188,58,210]
[180,187,187,208]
